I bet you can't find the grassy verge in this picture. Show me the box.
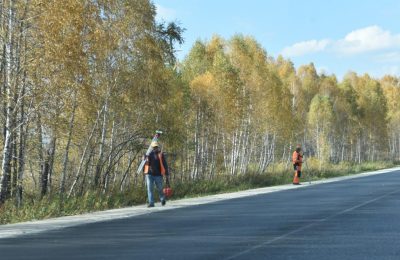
[0,160,397,224]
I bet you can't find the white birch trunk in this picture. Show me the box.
[59,92,77,203]
[103,118,116,192]
[94,98,109,187]
[0,0,15,203]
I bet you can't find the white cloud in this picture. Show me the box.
[155,4,177,21]
[336,26,400,54]
[281,26,400,57]
[281,39,330,57]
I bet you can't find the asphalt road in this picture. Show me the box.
[1,170,400,260]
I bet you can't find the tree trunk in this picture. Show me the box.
[94,99,108,187]
[36,112,44,185]
[40,152,50,198]
[119,152,135,191]
[16,70,28,208]
[11,130,17,197]
[0,0,15,204]
[103,118,115,192]
[59,91,77,208]
[47,137,56,195]
[68,106,104,198]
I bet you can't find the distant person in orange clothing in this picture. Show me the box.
[292,144,303,185]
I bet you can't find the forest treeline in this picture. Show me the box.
[0,0,399,210]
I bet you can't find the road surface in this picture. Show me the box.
[1,168,400,259]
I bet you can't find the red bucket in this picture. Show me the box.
[163,187,173,198]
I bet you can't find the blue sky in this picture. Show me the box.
[153,0,400,80]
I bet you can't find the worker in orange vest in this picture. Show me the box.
[144,141,169,207]
[292,145,303,185]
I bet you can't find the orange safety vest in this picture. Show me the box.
[292,151,303,168]
[144,152,166,176]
